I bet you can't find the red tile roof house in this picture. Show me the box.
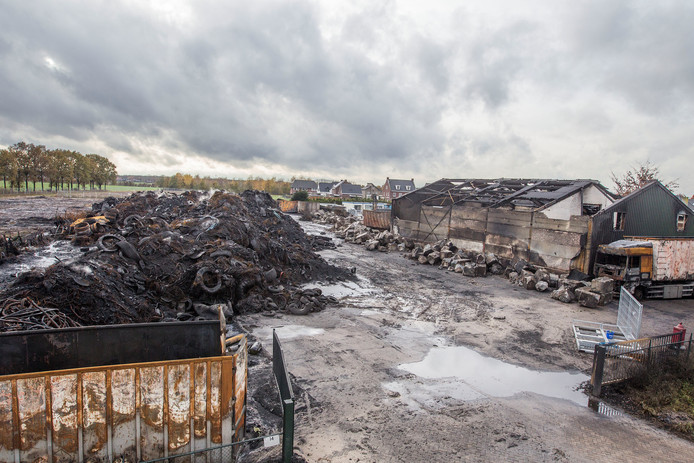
[290,180,318,195]
[382,178,416,201]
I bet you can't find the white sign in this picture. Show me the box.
[263,435,280,448]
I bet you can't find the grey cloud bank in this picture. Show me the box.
[0,0,692,193]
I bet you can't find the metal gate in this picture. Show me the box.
[616,287,642,340]
[572,287,642,352]
[590,332,693,396]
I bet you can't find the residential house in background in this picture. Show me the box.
[383,178,416,201]
[362,183,382,199]
[331,180,363,198]
[290,180,317,195]
[317,181,338,196]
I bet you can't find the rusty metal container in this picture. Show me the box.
[278,200,298,213]
[643,238,694,281]
[363,210,390,230]
[0,325,247,463]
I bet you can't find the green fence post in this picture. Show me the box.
[282,398,295,463]
[591,345,606,397]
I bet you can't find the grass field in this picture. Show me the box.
[0,183,160,195]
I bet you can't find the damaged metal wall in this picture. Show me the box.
[277,201,320,213]
[395,204,590,272]
[362,210,390,230]
[0,344,247,463]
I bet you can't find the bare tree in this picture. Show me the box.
[610,161,679,196]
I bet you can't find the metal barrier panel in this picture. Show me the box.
[278,201,298,213]
[297,201,319,213]
[272,330,295,463]
[363,210,390,230]
[0,321,223,375]
[617,286,643,340]
[273,330,294,403]
[0,349,247,463]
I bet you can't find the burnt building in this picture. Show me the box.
[393,178,694,274]
[392,178,615,273]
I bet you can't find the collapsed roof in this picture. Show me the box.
[396,178,614,211]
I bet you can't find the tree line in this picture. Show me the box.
[155,173,291,195]
[0,142,118,193]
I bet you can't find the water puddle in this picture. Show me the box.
[302,277,379,299]
[588,397,623,417]
[254,325,326,341]
[0,240,83,290]
[392,345,588,406]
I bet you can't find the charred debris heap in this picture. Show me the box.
[311,208,615,308]
[0,190,350,332]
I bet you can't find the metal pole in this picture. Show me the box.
[591,345,606,397]
[282,399,295,463]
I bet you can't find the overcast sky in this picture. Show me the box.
[1,1,692,193]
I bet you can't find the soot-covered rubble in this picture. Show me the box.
[312,208,614,308]
[0,190,352,332]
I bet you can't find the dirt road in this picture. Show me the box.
[242,220,694,462]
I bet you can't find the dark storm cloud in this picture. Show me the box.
[0,0,452,175]
[562,1,694,114]
[0,1,692,191]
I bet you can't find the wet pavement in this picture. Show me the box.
[243,219,694,463]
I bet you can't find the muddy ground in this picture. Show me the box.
[241,220,694,463]
[0,191,132,235]
[2,195,693,462]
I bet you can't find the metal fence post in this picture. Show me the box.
[688,333,692,362]
[274,330,296,463]
[282,399,295,463]
[591,345,606,397]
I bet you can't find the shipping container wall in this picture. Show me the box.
[0,347,247,463]
[648,239,694,281]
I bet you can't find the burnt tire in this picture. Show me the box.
[195,267,223,294]
[97,234,124,252]
[287,303,310,316]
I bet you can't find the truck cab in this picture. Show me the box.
[594,240,654,299]
[595,238,694,299]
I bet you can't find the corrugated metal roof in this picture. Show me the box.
[396,178,611,210]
